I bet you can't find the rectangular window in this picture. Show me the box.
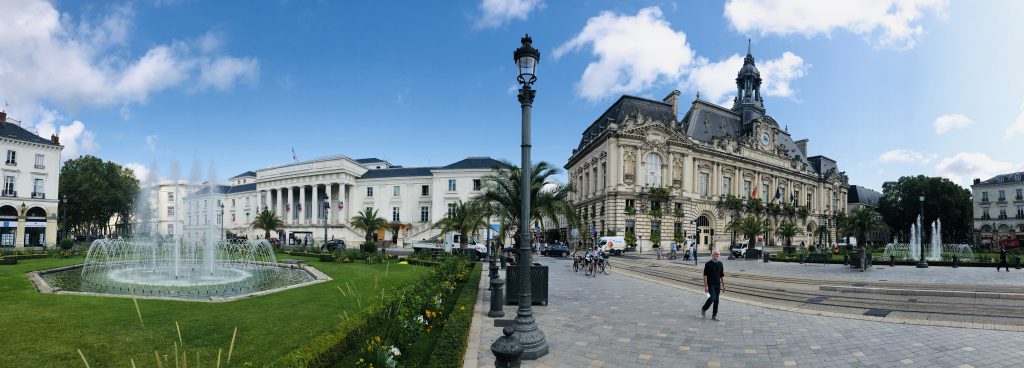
[999,206,1007,218]
[674,222,682,237]
[473,179,481,191]
[4,176,14,196]
[625,220,635,234]
[33,179,43,195]
[626,199,635,210]
[392,207,400,222]
[793,190,800,205]
[448,179,456,192]
[167,224,174,236]
[762,184,770,200]
[168,192,175,202]
[5,150,15,165]
[743,180,752,199]
[601,163,607,188]
[982,192,989,201]
[420,206,429,222]
[393,186,400,197]
[982,207,990,219]
[777,187,785,202]
[999,190,1005,200]
[231,199,236,207]
[447,203,456,217]
[807,193,813,209]
[699,173,709,197]
[34,154,44,169]
[168,206,175,217]
[1018,188,1023,199]
[367,187,374,197]
[365,206,373,213]
[421,185,429,196]
[722,177,731,196]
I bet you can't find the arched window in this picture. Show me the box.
[644,153,662,187]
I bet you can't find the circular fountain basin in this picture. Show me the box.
[107,267,253,287]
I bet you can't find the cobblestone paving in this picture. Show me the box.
[473,257,1024,368]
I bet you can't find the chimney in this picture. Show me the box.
[663,90,680,120]
[973,178,981,185]
[0,111,6,125]
[794,139,808,157]
[51,134,60,145]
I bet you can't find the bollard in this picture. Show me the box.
[799,253,804,264]
[500,251,507,270]
[843,254,849,266]
[492,326,523,368]
[890,255,895,267]
[1016,256,1021,270]
[763,252,769,263]
[488,271,505,318]
[952,255,958,268]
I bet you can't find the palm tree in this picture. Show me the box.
[434,200,487,250]
[776,221,802,247]
[814,224,829,247]
[251,210,284,241]
[720,195,745,247]
[475,161,576,248]
[845,207,889,271]
[728,215,767,258]
[350,208,389,242]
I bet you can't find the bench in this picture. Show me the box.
[805,253,829,264]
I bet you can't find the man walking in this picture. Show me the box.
[998,245,1010,272]
[691,241,698,266]
[701,249,725,321]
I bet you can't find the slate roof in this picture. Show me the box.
[979,172,1024,185]
[439,157,506,170]
[847,185,881,206]
[360,167,435,179]
[189,185,229,196]
[0,121,60,146]
[227,183,257,193]
[680,100,742,142]
[577,95,677,150]
[355,158,386,164]
[230,171,256,179]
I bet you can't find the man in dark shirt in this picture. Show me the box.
[998,246,1010,272]
[701,249,725,321]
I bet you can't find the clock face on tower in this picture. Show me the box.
[760,132,770,146]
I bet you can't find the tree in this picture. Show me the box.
[844,207,889,271]
[350,208,389,242]
[878,175,972,243]
[59,156,139,237]
[814,224,829,246]
[434,200,487,250]
[718,195,745,247]
[728,215,767,257]
[474,161,576,248]
[250,210,284,240]
[776,221,802,247]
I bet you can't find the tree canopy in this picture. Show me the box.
[878,175,972,243]
[59,155,139,237]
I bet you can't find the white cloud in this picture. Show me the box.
[124,162,150,182]
[0,0,259,125]
[684,51,808,105]
[933,114,974,134]
[145,135,159,153]
[1006,102,1024,139]
[877,149,933,164]
[475,0,544,29]
[34,117,98,160]
[554,7,694,102]
[724,0,948,50]
[935,152,1016,186]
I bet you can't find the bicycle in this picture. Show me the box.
[572,254,584,272]
[583,256,594,276]
[599,253,610,274]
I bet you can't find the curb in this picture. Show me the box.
[463,265,489,368]
[821,285,1024,300]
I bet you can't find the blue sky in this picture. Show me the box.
[2,0,1023,191]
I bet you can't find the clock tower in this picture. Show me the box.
[733,39,766,131]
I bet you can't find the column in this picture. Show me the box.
[326,183,334,224]
[312,184,320,223]
[299,185,306,224]
[15,213,25,249]
[284,187,292,224]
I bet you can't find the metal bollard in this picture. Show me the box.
[500,252,507,270]
[1016,256,1021,270]
[488,272,506,318]
[890,255,895,267]
[952,255,958,268]
[799,253,804,264]
[492,326,523,368]
[843,254,849,266]
[763,252,769,263]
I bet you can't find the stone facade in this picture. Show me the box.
[565,49,848,252]
[0,111,62,248]
[971,172,1024,247]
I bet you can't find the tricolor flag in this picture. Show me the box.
[285,204,290,212]
[297,203,302,212]
[789,192,796,204]
[337,200,344,210]
[231,214,236,223]
[291,147,297,161]
[773,188,781,203]
[751,186,758,199]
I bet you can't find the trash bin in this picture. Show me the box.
[505,263,548,306]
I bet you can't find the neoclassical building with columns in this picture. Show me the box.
[183,156,503,246]
[565,48,849,252]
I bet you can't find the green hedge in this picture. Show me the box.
[273,307,376,368]
[423,263,482,368]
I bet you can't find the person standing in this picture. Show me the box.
[701,249,725,321]
[691,241,698,266]
[998,245,1010,272]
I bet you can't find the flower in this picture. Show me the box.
[459,306,465,311]
[390,345,401,356]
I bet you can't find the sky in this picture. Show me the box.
[2,0,1023,192]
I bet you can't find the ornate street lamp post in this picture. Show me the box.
[917,192,928,268]
[323,199,330,246]
[510,34,547,359]
[61,195,68,240]
[219,203,225,241]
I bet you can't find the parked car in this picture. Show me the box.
[323,239,346,251]
[542,244,569,257]
[731,243,763,258]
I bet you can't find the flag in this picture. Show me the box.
[773,188,781,203]
[789,192,796,204]
[751,186,758,199]
[285,204,290,212]
[231,214,236,223]
[297,203,302,212]
[291,147,297,161]
[337,200,344,210]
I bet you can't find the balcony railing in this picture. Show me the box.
[4,160,15,166]
[34,164,44,169]
[1,190,15,197]
[998,197,1007,202]
[981,198,990,203]
[30,192,44,199]
[1016,195,1023,201]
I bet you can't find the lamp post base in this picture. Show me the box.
[916,261,929,268]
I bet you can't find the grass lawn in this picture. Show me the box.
[0,255,429,367]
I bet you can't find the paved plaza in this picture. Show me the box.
[468,255,1024,368]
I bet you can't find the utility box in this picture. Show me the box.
[505,263,548,306]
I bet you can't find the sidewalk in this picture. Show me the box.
[469,257,1024,368]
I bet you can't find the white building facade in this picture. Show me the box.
[565,49,848,253]
[183,156,504,246]
[0,111,63,247]
[971,172,1024,247]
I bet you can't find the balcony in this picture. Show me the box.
[34,164,44,169]
[31,192,44,199]
[980,198,990,203]
[4,160,15,166]
[1,190,15,197]
[998,197,1007,203]
[1016,195,1023,201]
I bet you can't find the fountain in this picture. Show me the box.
[881,215,976,263]
[33,162,323,301]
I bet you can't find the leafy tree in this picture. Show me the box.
[878,175,972,243]
[474,161,576,248]
[624,230,636,246]
[777,221,802,247]
[845,207,889,271]
[718,195,745,247]
[434,200,487,250]
[814,224,830,246]
[729,215,767,256]
[59,155,139,237]
[250,210,284,240]
[350,208,389,242]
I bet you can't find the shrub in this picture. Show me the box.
[360,241,377,253]
[423,264,481,368]
[59,238,74,250]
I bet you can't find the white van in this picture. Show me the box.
[597,236,627,255]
